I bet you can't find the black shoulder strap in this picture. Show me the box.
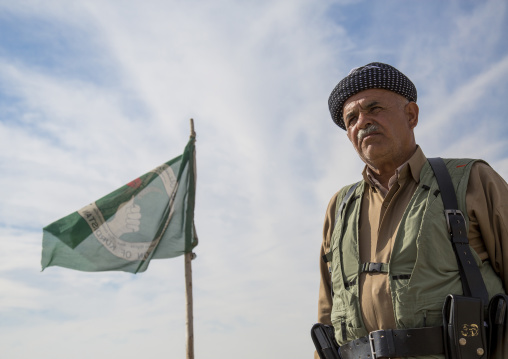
[334,182,361,228]
[427,157,489,305]
[323,182,360,264]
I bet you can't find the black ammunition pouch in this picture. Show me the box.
[440,293,508,359]
[488,293,508,359]
[442,294,488,359]
[311,323,341,359]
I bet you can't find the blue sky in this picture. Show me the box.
[1,1,508,358]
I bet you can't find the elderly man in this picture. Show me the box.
[315,63,508,359]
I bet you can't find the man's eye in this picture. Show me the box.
[347,117,357,127]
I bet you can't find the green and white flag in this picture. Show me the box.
[42,137,197,274]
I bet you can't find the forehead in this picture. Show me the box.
[343,89,402,112]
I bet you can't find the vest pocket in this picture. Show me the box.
[331,315,368,345]
[422,308,442,327]
[331,285,368,345]
[395,296,444,329]
[331,315,348,343]
[392,274,412,293]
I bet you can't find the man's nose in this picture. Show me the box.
[356,111,372,128]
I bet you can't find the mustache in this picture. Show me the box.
[358,124,379,141]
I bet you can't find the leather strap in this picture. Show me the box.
[339,326,444,359]
[334,181,361,227]
[427,157,489,306]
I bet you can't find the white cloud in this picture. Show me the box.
[1,1,507,358]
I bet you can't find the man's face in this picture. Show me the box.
[343,89,418,170]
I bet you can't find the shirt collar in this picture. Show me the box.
[362,146,427,194]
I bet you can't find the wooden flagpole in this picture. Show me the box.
[185,119,196,359]
[185,251,195,359]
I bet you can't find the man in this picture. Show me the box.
[316,62,508,359]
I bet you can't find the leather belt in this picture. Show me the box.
[339,326,444,359]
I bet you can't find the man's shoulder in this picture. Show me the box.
[428,158,506,194]
[332,181,363,207]
[433,158,486,176]
[325,181,363,214]
[340,181,362,194]
[467,159,507,186]
[438,157,479,166]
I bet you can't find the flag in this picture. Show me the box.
[42,136,197,273]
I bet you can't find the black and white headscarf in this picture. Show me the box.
[328,62,417,130]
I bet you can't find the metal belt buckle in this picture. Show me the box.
[368,332,378,359]
[444,209,464,233]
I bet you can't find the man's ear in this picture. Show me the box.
[406,102,419,129]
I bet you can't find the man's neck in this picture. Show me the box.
[366,147,417,189]
[367,166,396,190]
[366,163,405,195]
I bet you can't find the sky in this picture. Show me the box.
[1,0,508,358]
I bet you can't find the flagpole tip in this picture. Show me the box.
[190,118,196,138]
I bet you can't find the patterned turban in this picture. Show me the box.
[328,62,417,130]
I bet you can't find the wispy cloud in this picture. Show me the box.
[1,1,507,358]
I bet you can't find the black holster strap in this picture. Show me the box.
[427,157,490,305]
[339,326,444,359]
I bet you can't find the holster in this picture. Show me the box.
[311,323,341,359]
[442,294,487,359]
[487,293,508,359]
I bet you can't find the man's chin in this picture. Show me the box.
[359,147,388,165]
[360,142,385,156]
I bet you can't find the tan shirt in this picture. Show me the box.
[316,147,508,341]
